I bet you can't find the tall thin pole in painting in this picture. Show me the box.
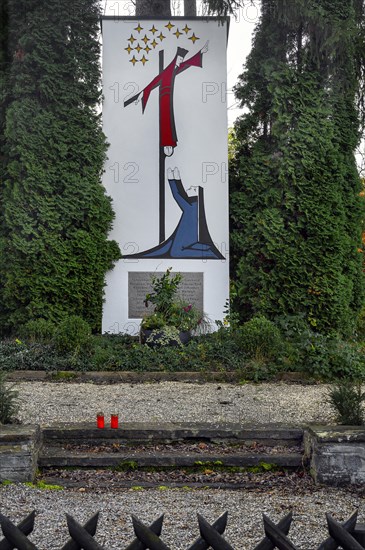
[159,49,165,243]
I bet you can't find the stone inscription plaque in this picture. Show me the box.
[128,272,204,319]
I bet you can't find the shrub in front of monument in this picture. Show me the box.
[19,319,56,344]
[0,337,86,372]
[87,333,136,370]
[291,329,365,381]
[328,379,365,425]
[0,316,96,372]
[53,315,93,354]
[196,330,247,370]
[327,339,365,380]
[265,314,365,381]
[235,316,284,361]
[0,370,19,424]
[87,333,243,373]
[0,313,275,376]
[230,315,311,381]
[0,339,29,372]
[140,268,209,347]
[0,330,282,377]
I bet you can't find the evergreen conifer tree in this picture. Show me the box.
[231,0,365,335]
[0,0,120,332]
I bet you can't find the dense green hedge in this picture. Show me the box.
[230,0,365,336]
[0,0,120,333]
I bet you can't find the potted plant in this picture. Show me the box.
[140,268,208,346]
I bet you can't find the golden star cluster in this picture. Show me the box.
[124,21,200,66]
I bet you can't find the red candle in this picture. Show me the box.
[111,414,118,429]
[97,414,104,429]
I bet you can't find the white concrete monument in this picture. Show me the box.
[101,16,229,334]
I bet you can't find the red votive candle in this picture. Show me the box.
[111,414,118,429]
[97,415,105,429]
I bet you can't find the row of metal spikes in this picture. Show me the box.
[0,509,364,550]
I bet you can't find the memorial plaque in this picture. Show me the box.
[128,272,204,319]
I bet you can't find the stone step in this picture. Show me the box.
[39,478,292,490]
[41,422,304,447]
[39,422,304,478]
[39,447,303,469]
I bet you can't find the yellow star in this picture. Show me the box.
[144,45,152,54]
[182,24,191,34]
[173,28,182,39]
[189,33,199,44]
[142,34,149,44]
[135,43,142,53]
[149,25,158,34]
[151,39,158,48]
[134,23,143,33]
[165,21,174,31]
[140,55,148,66]
[125,45,133,54]
[158,32,166,41]
[128,34,136,44]
[129,55,138,66]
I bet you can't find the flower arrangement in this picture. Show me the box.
[140,268,208,343]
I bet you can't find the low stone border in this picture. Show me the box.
[304,425,365,485]
[7,371,243,383]
[7,370,310,384]
[0,425,41,482]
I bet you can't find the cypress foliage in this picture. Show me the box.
[0,0,121,333]
[0,0,10,274]
[231,0,365,336]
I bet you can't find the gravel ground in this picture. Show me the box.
[2,380,360,549]
[16,380,336,426]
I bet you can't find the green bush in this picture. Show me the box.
[54,316,92,354]
[235,316,283,361]
[0,340,28,371]
[4,321,364,383]
[0,340,80,372]
[327,340,365,380]
[0,328,279,379]
[274,314,309,340]
[298,331,365,380]
[0,370,19,424]
[328,379,365,425]
[19,319,56,343]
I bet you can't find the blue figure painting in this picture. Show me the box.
[124,167,224,260]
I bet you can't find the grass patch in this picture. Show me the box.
[113,460,139,472]
[24,480,63,490]
[50,371,78,381]
[1,480,13,486]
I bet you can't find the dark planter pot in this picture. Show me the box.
[140,328,191,347]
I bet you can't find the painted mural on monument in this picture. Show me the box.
[102,17,229,334]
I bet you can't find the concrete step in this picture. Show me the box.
[39,422,304,478]
[39,447,303,469]
[41,422,304,447]
[39,477,297,490]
